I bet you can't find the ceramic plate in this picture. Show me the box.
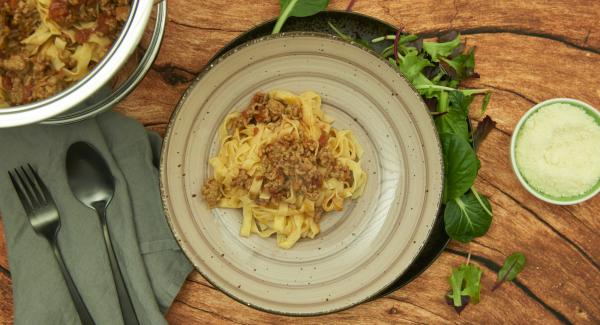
[160,32,443,315]
[212,10,450,295]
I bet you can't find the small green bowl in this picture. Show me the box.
[510,98,600,205]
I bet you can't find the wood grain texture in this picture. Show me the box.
[1,0,600,324]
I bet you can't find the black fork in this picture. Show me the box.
[9,165,95,325]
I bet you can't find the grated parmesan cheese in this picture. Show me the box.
[515,103,600,198]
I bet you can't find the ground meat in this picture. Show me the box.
[1,54,26,71]
[48,0,70,25]
[202,92,355,210]
[231,169,252,190]
[283,104,303,120]
[115,5,129,22]
[230,93,303,131]
[318,149,352,183]
[201,179,222,207]
[260,133,332,202]
[0,12,8,50]
[50,0,108,26]
[32,75,62,102]
[266,98,284,117]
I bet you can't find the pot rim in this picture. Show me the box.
[0,0,154,128]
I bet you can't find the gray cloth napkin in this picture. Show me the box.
[0,111,193,324]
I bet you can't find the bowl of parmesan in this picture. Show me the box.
[511,98,600,205]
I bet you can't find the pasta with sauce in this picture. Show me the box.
[202,90,367,249]
[0,0,130,107]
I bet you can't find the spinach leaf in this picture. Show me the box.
[448,90,473,116]
[441,133,480,202]
[444,191,492,242]
[369,29,498,313]
[493,252,526,291]
[272,0,330,34]
[434,90,476,141]
[446,263,483,313]
[435,91,469,141]
[423,33,461,62]
[436,111,470,142]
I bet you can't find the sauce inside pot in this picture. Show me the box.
[0,0,130,107]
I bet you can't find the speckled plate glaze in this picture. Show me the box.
[160,32,443,315]
[213,11,450,296]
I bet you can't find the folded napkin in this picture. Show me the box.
[0,112,193,324]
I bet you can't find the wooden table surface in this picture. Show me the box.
[2,0,600,324]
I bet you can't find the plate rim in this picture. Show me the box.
[159,31,444,316]
[209,9,451,296]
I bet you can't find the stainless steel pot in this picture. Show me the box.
[0,0,167,127]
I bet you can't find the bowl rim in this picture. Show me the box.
[510,97,600,205]
[0,0,153,127]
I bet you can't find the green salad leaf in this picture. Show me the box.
[448,90,474,115]
[436,110,470,142]
[479,91,492,116]
[440,47,476,81]
[391,51,433,83]
[435,91,470,141]
[444,190,492,242]
[329,24,496,244]
[472,116,496,152]
[441,133,480,203]
[493,252,526,291]
[423,33,461,62]
[326,20,504,314]
[321,16,508,315]
[272,0,330,34]
[446,263,483,313]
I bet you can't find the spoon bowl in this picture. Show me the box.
[66,142,115,208]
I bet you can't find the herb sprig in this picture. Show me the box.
[493,252,526,291]
[446,262,483,314]
[333,27,494,243]
[272,1,527,314]
[329,24,510,314]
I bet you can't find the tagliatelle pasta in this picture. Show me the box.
[0,0,130,107]
[202,90,367,249]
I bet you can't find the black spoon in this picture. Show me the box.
[66,142,140,325]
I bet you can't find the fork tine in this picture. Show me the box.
[15,166,40,209]
[23,165,46,205]
[28,164,53,204]
[9,170,33,215]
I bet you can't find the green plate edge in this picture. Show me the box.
[514,99,600,203]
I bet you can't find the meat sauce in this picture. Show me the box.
[202,93,353,215]
[0,0,130,106]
